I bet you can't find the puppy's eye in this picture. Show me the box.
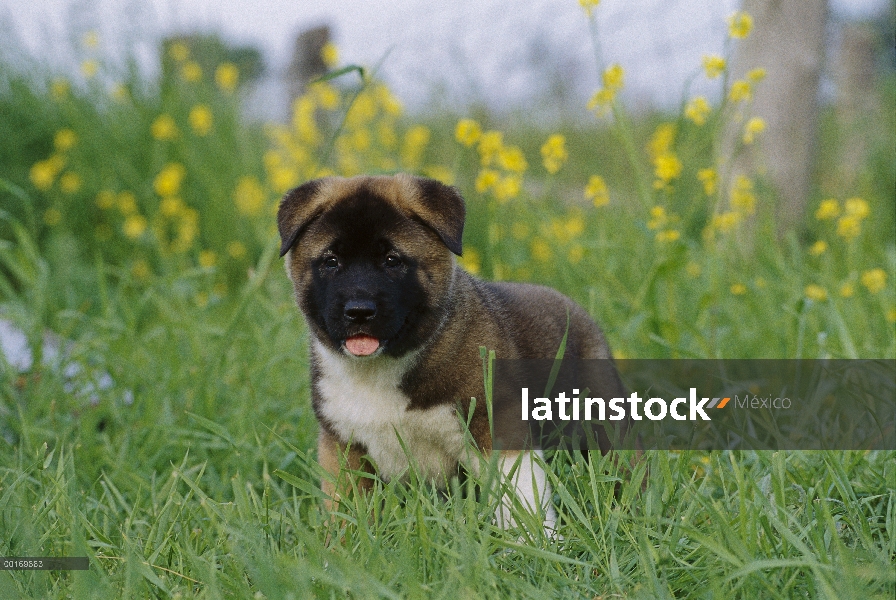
[323,256,339,270]
[384,254,402,268]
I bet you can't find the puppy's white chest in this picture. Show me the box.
[314,344,464,482]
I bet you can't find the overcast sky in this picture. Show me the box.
[1,0,889,117]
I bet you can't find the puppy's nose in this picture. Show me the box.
[344,299,377,322]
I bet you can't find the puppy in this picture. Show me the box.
[277,174,617,531]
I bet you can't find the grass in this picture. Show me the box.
[1,8,895,599]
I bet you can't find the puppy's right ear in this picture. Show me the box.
[277,178,330,257]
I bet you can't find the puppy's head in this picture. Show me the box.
[277,174,465,359]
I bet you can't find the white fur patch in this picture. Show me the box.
[497,450,557,534]
[314,340,465,483]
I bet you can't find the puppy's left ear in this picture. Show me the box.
[406,176,465,256]
[277,178,331,257]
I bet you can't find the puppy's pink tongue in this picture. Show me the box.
[345,335,380,356]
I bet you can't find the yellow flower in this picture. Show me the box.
[541,134,568,174]
[729,80,752,103]
[602,64,624,90]
[742,117,765,144]
[227,241,247,259]
[647,205,667,230]
[181,61,202,82]
[81,60,99,78]
[151,114,178,141]
[653,153,682,186]
[648,124,676,158]
[584,175,609,207]
[123,214,147,239]
[747,68,767,82]
[154,163,186,197]
[886,308,896,323]
[493,175,522,202]
[809,241,827,256]
[458,247,481,275]
[234,176,265,216]
[59,172,82,194]
[43,208,62,226]
[844,197,870,219]
[54,129,77,152]
[755,277,767,288]
[804,284,828,302]
[321,42,339,67]
[565,214,585,237]
[498,146,528,173]
[199,250,217,269]
[83,31,99,49]
[861,269,887,294]
[159,196,184,217]
[95,190,115,209]
[685,96,711,125]
[111,83,129,102]
[727,11,754,39]
[313,82,340,110]
[117,191,137,214]
[401,125,430,168]
[578,0,600,16]
[29,159,61,191]
[131,260,151,281]
[840,283,854,298]
[815,199,840,220]
[656,229,681,242]
[568,245,585,264]
[423,165,455,185]
[477,131,504,166]
[215,63,239,92]
[697,168,717,195]
[711,211,741,232]
[531,238,552,262]
[730,283,747,295]
[686,262,701,278]
[702,54,726,79]
[586,88,616,116]
[730,175,756,214]
[50,78,70,100]
[189,104,213,136]
[836,215,861,239]
[169,41,189,62]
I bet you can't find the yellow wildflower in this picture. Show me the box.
[711,211,741,232]
[648,124,676,157]
[401,125,430,168]
[131,260,151,281]
[727,11,754,39]
[181,61,202,82]
[840,283,854,298]
[234,176,265,216]
[602,64,624,90]
[647,206,667,230]
[313,83,340,110]
[729,80,752,103]
[455,119,482,147]
[531,238,552,262]
[653,153,682,187]
[227,241,247,259]
[836,215,861,239]
[111,83,129,102]
[656,229,681,242]
[151,114,178,141]
[458,247,481,275]
[809,241,827,256]
[702,54,726,79]
[321,42,339,67]
[154,163,186,197]
[584,175,609,207]
[423,165,455,185]
[498,146,528,173]
[887,308,896,323]
[493,175,522,202]
[730,175,756,214]
[804,284,827,302]
[95,190,115,210]
[742,117,765,144]
[215,63,239,92]
[815,199,840,220]
[685,96,711,125]
[159,196,184,217]
[123,214,147,239]
[54,129,77,152]
[189,104,213,136]
[844,197,870,219]
[861,269,887,294]
[50,78,70,100]
[199,250,217,269]
[59,172,82,194]
[81,60,98,78]
[541,134,568,174]
[478,131,504,166]
[697,168,717,195]
[578,0,600,16]
[731,283,747,295]
[29,159,60,191]
[747,68,767,82]
[568,245,585,264]
[587,88,616,116]
[169,41,189,62]
[686,262,701,278]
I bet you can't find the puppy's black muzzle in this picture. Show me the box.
[343,299,377,323]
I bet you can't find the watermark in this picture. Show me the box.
[1,557,89,570]
[491,359,895,451]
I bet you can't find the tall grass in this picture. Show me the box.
[0,6,894,599]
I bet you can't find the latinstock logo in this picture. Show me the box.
[520,388,730,422]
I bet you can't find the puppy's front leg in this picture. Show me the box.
[496,450,557,534]
[317,429,373,510]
